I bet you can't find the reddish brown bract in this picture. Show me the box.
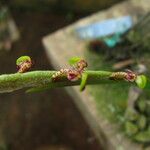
[77,59,88,73]
[67,69,81,81]
[125,70,137,82]
[52,69,69,81]
[110,70,137,82]
[17,60,32,73]
[52,59,88,82]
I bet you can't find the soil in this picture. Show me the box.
[0,10,102,150]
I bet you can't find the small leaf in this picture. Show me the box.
[16,56,31,65]
[68,57,82,66]
[135,75,147,89]
[80,73,88,91]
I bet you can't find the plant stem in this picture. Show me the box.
[0,70,131,93]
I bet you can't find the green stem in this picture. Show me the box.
[0,70,130,93]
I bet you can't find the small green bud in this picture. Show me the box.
[16,56,32,73]
[68,57,82,66]
[135,75,147,89]
[16,56,31,66]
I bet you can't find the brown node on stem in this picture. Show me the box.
[52,69,69,81]
[67,69,81,81]
[17,61,32,73]
[52,59,88,82]
[76,59,88,73]
[16,56,33,73]
[110,70,137,82]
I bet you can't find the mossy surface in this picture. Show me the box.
[85,49,150,145]
[85,50,129,122]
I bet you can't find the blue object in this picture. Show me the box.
[76,16,133,40]
[103,33,121,48]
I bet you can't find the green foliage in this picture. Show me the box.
[137,115,147,130]
[134,131,150,143]
[137,99,146,113]
[125,121,138,136]
[125,97,150,144]
[144,77,150,90]
[125,109,139,121]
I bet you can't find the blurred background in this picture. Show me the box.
[0,0,124,150]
